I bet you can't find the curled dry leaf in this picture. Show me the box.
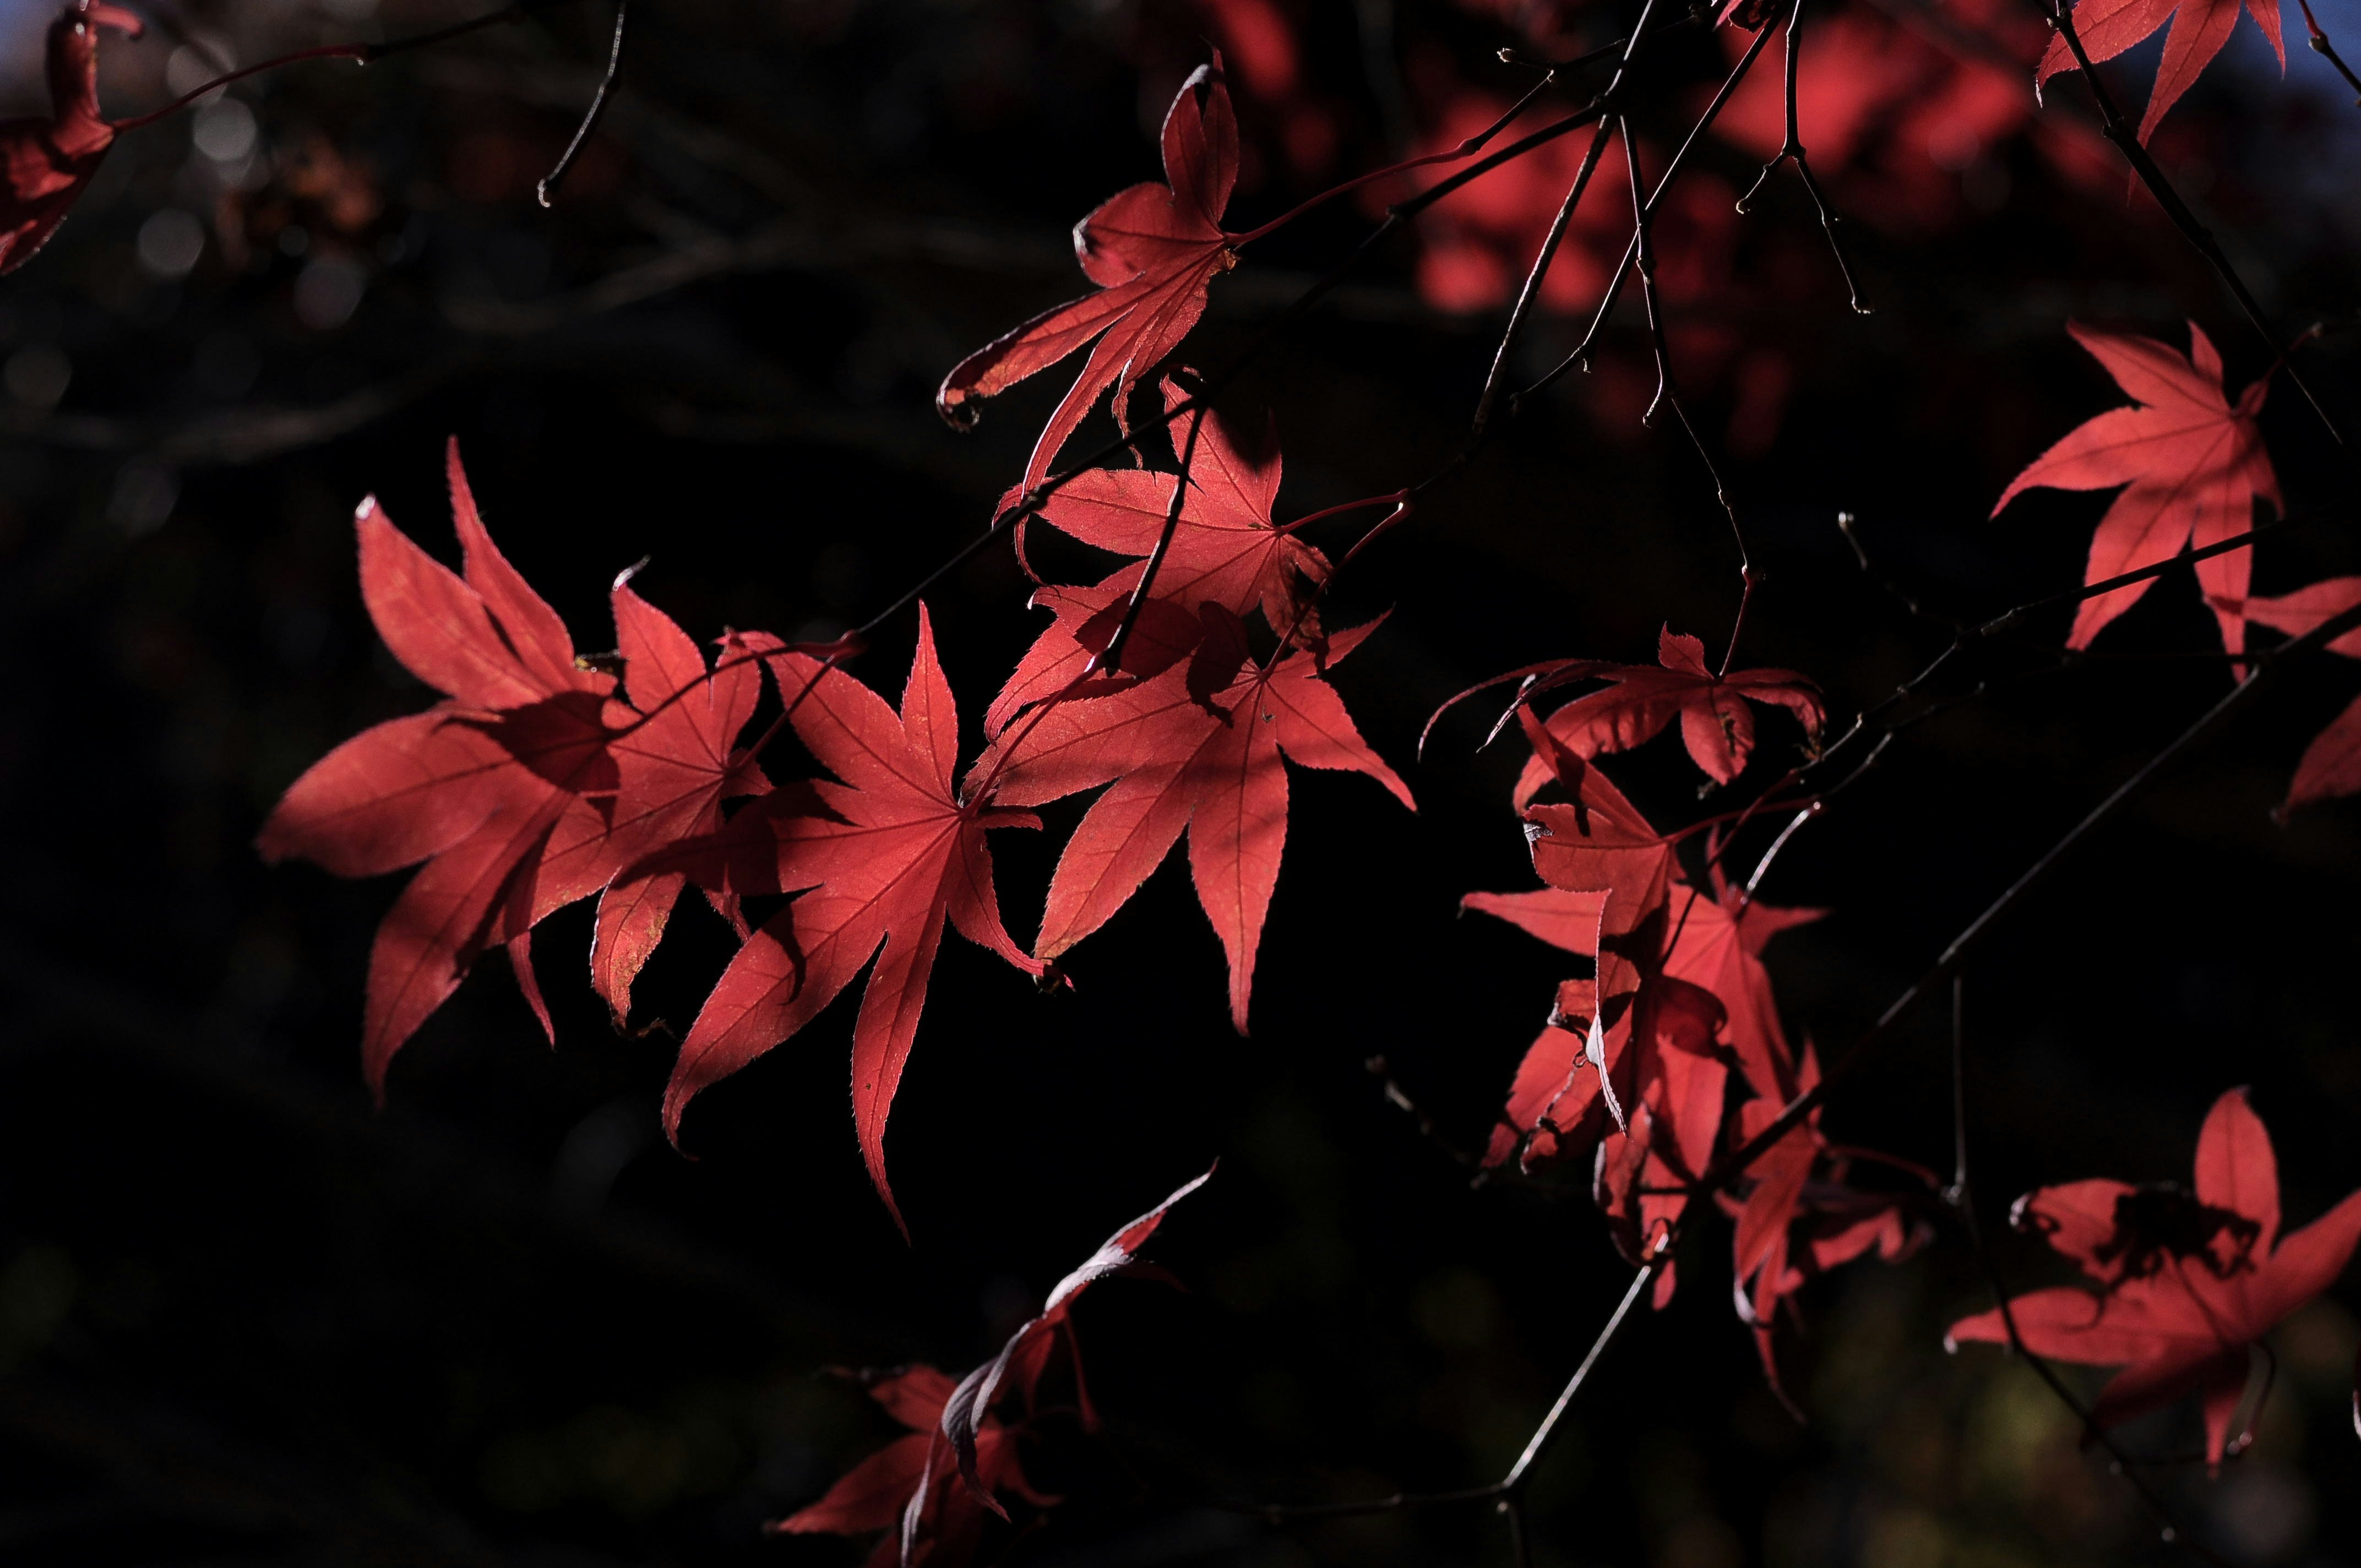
[774,1168,1209,1568]
[940,1164,1214,1500]
[0,2,142,275]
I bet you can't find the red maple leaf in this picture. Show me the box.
[1513,732,1704,1131]
[1431,627,1823,807]
[936,60,1239,499]
[985,389,1329,734]
[975,612,1411,1032]
[2239,577,2361,811]
[1724,1038,1930,1397]
[1472,756,1830,1296]
[776,1169,1206,1567]
[257,442,769,1086]
[2036,0,2283,144]
[643,608,1043,1231]
[1949,1087,2361,1466]
[1992,322,2279,657]
[1465,867,1821,1156]
[770,1365,1047,1568]
[940,1166,1212,1497]
[0,2,142,276]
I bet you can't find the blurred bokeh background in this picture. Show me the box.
[2,0,2360,1564]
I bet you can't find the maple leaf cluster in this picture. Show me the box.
[230,36,2361,1556]
[773,1170,1208,1567]
[262,385,1406,1228]
[1448,628,1930,1380]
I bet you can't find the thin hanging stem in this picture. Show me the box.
[538,0,630,206]
[112,0,548,132]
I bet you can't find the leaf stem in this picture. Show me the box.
[111,0,552,132]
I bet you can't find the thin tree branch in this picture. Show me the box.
[1510,17,1785,408]
[2037,0,2342,442]
[1944,973,2239,1564]
[1619,115,1739,539]
[1713,591,2361,1192]
[1244,1255,1660,1523]
[1734,0,1870,313]
[537,0,630,206]
[1469,0,1673,435]
[112,0,553,132]
[2297,0,2361,105]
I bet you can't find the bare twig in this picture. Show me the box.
[1510,17,1785,407]
[1944,974,2239,1562]
[1735,0,1870,313]
[2297,0,2361,105]
[1244,1256,1660,1524]
[1715,591,2361,1191]
[538,0,630,206]
[112,0,553,132]
[1469,0,1673,435]
[1619,115,1738,538]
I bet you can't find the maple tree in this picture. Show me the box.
[18,0,2360,1559]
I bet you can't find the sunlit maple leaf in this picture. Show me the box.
[1724,1037,1930,1397]
[0,2,141,276]
[770,1365,1046,1568]
[1949,1087,2361,1466]
[645,607,1043,1232]
[2239,577,2361,812]
[258,440,769,1086]
[1466,867,1821,1148]
[1515,733,1694,1126]
[937,60,1239,499]
[975,612,1411,1032]
[986,390,1329,736]
[1993,321,2278,657]
[1430,627,1822,806]
[2036,0,2283,144]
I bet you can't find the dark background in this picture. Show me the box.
[2,0,2359,1564]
